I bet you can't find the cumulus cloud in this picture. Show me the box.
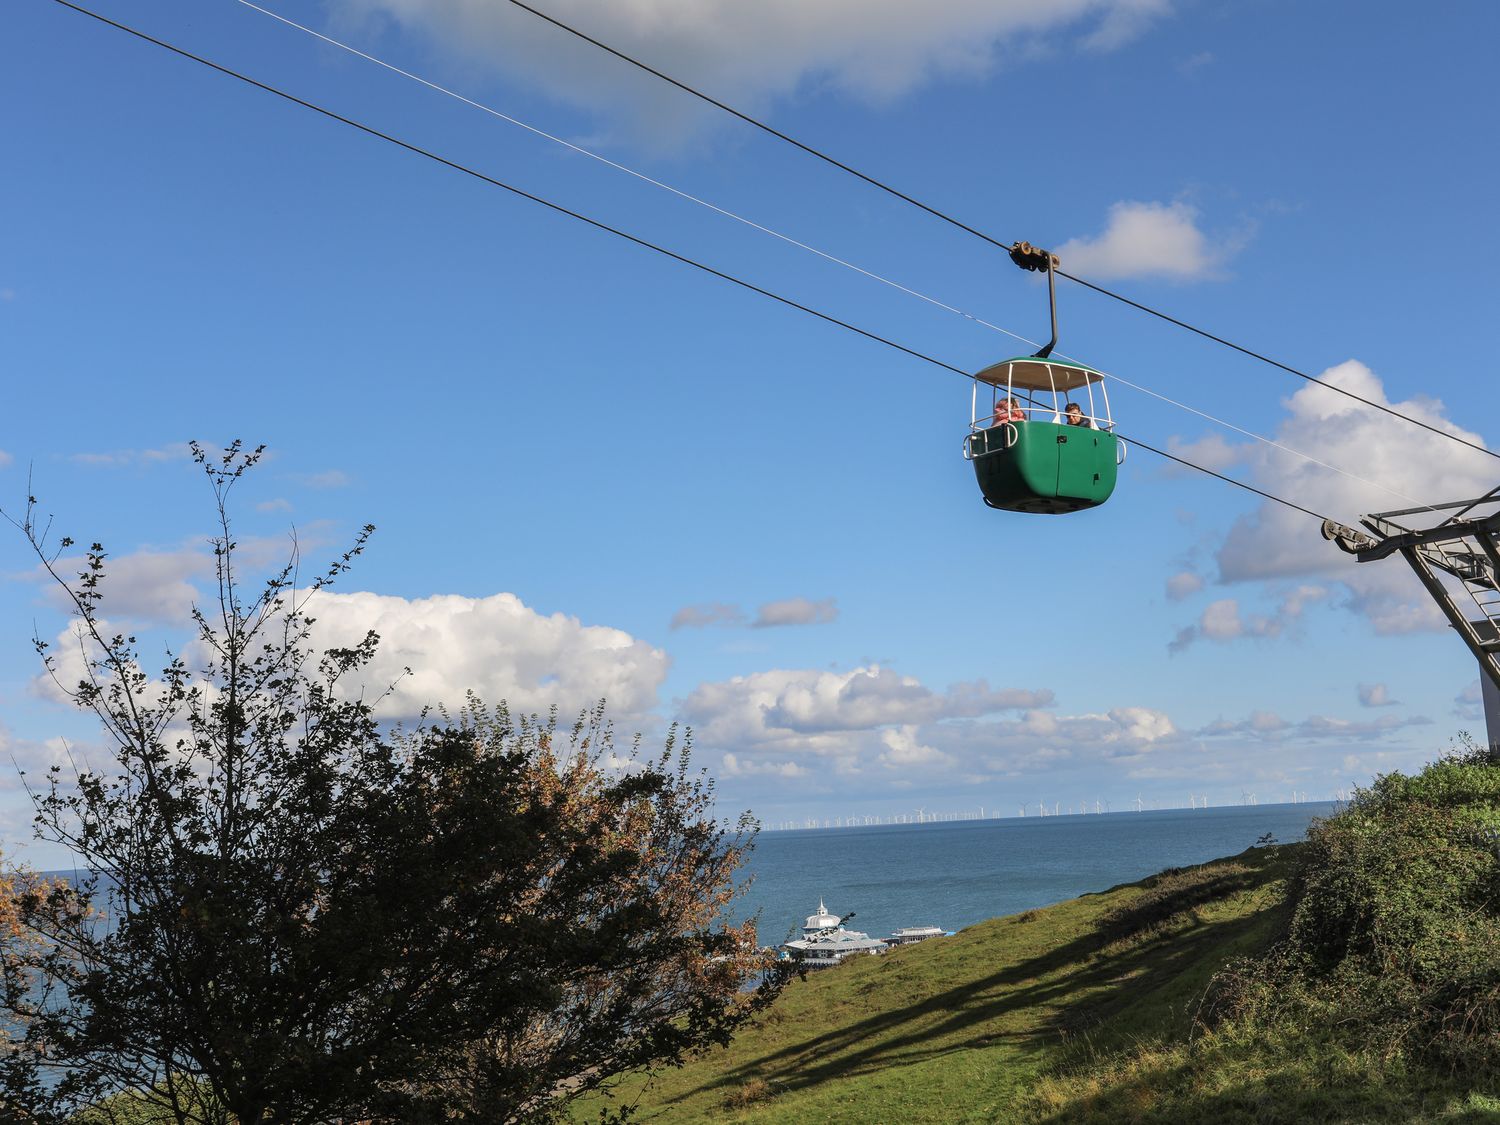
[670,602,746,630]
[1169,586,1326,653]
[1211,360,1496,633]
[300,590,669,723]
[1055,201,1240,281]
[1110,706,1177,743]
[32,580,670,729]
[0,723,76,793]
[677,663,1197,788]
[1357,682,1397,708]
[329,0,1175,145]
[721,752,808,779]
[33,548,213,626]
[752,597,838,628]
[1165,570,1204,601]
[256,498,293,514]
[1165,433,1245,473]
[684,665,1050,743]
[877,726,950,768]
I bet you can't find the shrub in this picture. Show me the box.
[1212,746,1500,1073]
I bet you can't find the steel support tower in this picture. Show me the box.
[1323,492,1500,748]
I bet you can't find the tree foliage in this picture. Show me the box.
[0,443,778,1123]
[1210,737,1500,1073]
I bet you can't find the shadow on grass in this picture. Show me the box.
[659,851,1290,1112]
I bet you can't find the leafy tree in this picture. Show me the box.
[0,443,777,1123]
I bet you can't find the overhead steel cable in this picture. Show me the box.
[1115,435,1331,523]
[498,0,1011,253]
[232,0,1038,354]
[223,0,1442,515]
[495,0,1500,466]
[44,0,969,381]
[47,0,1333,525]
[1053,270,1500,463]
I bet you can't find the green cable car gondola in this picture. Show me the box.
[963,356,1123,514]
[963,240,1127,514]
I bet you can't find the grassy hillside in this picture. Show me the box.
[598,749,1500,1125]
[591,846,1295,1123]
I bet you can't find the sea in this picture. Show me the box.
[734,802,1337,946]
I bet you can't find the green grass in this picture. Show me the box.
[590,832,1500,1124]
[587,846,1300,1123]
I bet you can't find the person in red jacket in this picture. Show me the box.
[992,397,1026,426]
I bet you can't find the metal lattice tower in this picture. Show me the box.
[1323,492,1500,747]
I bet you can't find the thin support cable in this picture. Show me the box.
[497,0,1500,466]
[1117,434,1332,523]
[1056,270,1500,463]
[234,0,1037,351]
[234,2,1500,492]
[46,0,1336,526]
[1100,371,1440,515]
[46,0,969,380]
[499,0,1015,255]
[236,0,1439,510]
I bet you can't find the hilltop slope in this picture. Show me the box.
[600,801,1500,1125]
[593,846,1294,1123]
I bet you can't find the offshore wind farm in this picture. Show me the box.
[760,790,1327,830]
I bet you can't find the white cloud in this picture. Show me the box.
[1165,570,1204,601]
[722,752,808,779]
[670,602,746,630]
[0,724,76,793]
[0,450,13,469]
[1199,708,1430,741]
[1165,433,1245,473]
[1213,360,1496,633]
[1169,586,1326,652]
[302,589,670,723]
[1109,706,1177,743]
[256,498,293,513]
[1055,200,1238,281]
[1357,682,1397,708]
[679,663,1193,789]
[329,0,1175,145]
[877,726,950,768]
[31,582,670,730]
[34,548,213,626]
[687,665,1049,741]
[752,597,838,628]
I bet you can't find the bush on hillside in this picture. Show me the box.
[1213,738,1500,1072]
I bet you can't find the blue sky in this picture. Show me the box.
[2,0,1497,859]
